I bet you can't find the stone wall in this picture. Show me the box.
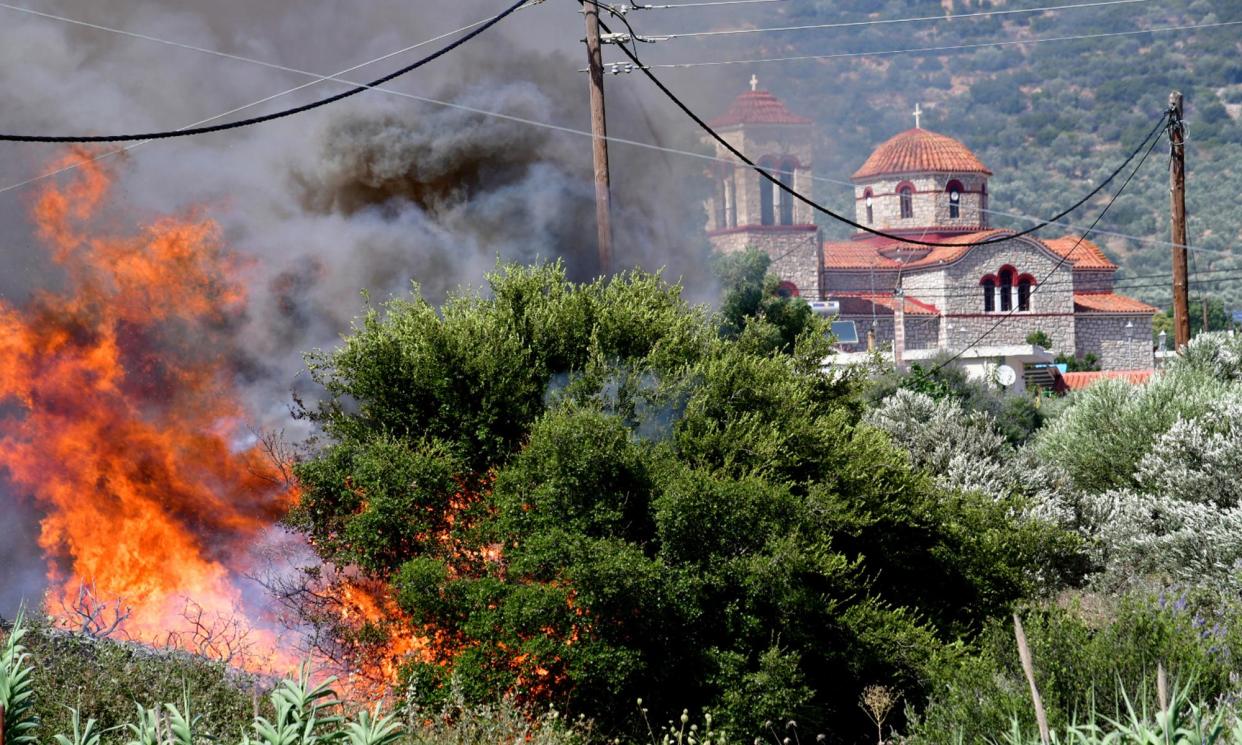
[709,226,822,298]
[943,313,1077,357]
[704,125,815,230]
[836,314,940,354]
[1075,314,1155,370]
[852,172,988,232]
[938,235,1076,318]
[822,269,899,293]
[1073,270,1115,293]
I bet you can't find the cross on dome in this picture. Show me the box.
[750,74,759,92]
[913,102,923,129]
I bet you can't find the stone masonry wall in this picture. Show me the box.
[1075,314,1155,370]
[853,173,987,232]
[1073,270,1116,293]
[822,269,899,293]
[704,125,815,230]
[836,314,940,354]
[710,227,822,298]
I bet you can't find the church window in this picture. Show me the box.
[759,157,776,226]
[981,275,996,312]
[946,180,964,219]
[980,182,989,225]
[776,280,799,298]
[725,173,737,228]
[998,266,1015,312]
[779,158,796,225]
[863,188,874,225]
[1017,274,1034,312]
[898,185,914,219]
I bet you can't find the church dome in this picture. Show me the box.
[709,89,813,128]
[852,128,991,180]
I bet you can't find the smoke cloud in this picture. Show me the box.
[0,0,753,617]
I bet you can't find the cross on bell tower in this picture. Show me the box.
[912,102,923,129]
[750,73,759,92]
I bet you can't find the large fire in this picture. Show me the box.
[0,150,295,669]
[0,151,577,700]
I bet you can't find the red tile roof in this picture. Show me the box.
[1040,236,1118,270]
[709,90,813,128]
[1073,293,1159,314]
[852,128,991,180]
[822,230,1010,270]
[1061,370,1154,390]
[833,292,940,316]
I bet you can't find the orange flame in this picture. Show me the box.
[0,150,292,669]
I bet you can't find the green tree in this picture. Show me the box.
[291,263,1078,741]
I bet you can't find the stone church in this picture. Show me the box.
[702,81,1156,372]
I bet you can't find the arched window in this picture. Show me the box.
[863,188,874,225]
[779,158,796,225]
[980,182,989,225]
[998,266,1015,312]
[898,184,914,219]
[946,179,964,219]
[725,172,737,228]
[981,275,996,312]
[758,157,776,226]
[1017,274,1035,312]
[776,280,799,298]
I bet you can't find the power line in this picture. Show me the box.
[930,111,1166,371]
[0,0,530,143]
[658,0,1155,39]
[596,9,1169,250]
[2,0,1233,266]
[646,19,1242,68]
[635,0,787,7]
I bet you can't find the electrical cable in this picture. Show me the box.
[0,3,545,196]
[927,110,1166,371]
[659,0,1155,39]
[4,0,1234,266]
[635,0,786,8]
[0,0,529,143]
[647,19,1242,68]
[595,7,1169,250]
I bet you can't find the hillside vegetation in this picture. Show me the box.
[678,0,1242,312]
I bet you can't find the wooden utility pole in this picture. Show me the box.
[583,1,614,275]
[1169,91,1191,349]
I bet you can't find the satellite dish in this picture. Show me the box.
[997,364,1017,387]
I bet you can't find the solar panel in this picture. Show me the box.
[830,320,859,344]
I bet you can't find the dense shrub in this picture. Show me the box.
[290,263,1077,741]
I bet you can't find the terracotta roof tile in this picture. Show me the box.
[1041,236,1118,270]
[822,230,1010,270]
[833,292,940,316]
[1061,370,1154,390]
[709,90,813,128]
[1073,293,1159,313]
[852,128,991,180]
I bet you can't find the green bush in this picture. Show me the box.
[906,592,1242,744]
[291,263,1077,741]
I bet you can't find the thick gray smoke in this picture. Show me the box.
[0,0,752,616]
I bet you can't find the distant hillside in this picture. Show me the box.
[670,0,1242,314]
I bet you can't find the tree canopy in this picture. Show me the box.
[290,261,1078,741]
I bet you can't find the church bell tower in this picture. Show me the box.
[703,76,821,298]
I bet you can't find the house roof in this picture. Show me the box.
[709,90,813,128]
[1073,292,1159,314]
[1041,236,1118,270]
[852,128,991,180]
[822,230,1011,270]
[1061,369,1154,390]
[834,292,940,316]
